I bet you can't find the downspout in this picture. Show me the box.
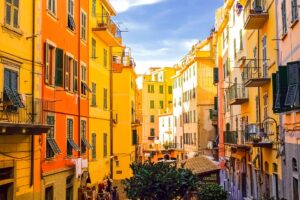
[110,46,113,179]
[30,0,36,187]
[78,0,81,159]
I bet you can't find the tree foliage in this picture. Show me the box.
[197,183,228,200]
[122,161,200,200]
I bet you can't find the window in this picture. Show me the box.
[81,65,87,95]
[64,55,75,91]
[92,0,96,16]
[150,128,155,136]
[44,43,55,85]
[253,46,257,70]
[81,120,92,154]
[5,0,19,28]
[67,118,79,156]
[91,82,96,106]
[91,38,96,58]
[281,0,287,35]
[150,115,154,123]
[103,88,108,109]
[103,133,107,157]
[262,36,267,77]
[91,133,96,159]
[159,85,164,94]
[80,11,87,41]
[67,0,75,31]
[132,130,137,145]
[150,100,154,109]
[73,60,78,92]
[45,186,54,200]
[47,0,56,15]
[104,49,107,67]
[291,0,298,23]
[168,86,172,94]
[285,61,300,108]
[159,100,164,109]
[66,176,73,200]
[293,158,298,172]
[46,116,61,159]
[263,93,268,120]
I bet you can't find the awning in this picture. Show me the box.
[68,138,80,151]
[82,137,93,149]
[47,138,61,154]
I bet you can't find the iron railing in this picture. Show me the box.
[95,14,122,38]
[228,83,248,101]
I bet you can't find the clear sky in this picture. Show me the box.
[110,0,223,74]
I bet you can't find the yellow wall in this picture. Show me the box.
[0,0,43,199]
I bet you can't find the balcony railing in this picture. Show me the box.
[92,14,122,46]
[242,60,271,87]
[228,84,249,105]
[244,124,274,148]
[243,0,269,29]
[0,91,54,135]
[224,131,238,144]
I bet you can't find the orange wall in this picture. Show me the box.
[41,0,90,172]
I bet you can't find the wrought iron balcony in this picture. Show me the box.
[242,60,271,87]
[228,84,249,105]
[0,91,54,135]
[243,0,269,29]
[224,131,238,144]
[92,14,122,46]
[245,124,274,148]
[209,109,218,125]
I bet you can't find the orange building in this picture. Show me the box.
[40,0,91,199]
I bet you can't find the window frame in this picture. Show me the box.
[47,0,57,16]
[5,0,20,29]
[80,9,87,41]
[103,133,107,157]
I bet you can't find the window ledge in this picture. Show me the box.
[47,10,58,21]
[290,19,299,29]
[2,24,23,36]
[66,27,75,35]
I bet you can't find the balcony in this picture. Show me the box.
[224,131,238,144]
[245,124,274,148]
[209,109,218,125]
[0,91,54,135]
[243,0,269,29]
[242,60,271,87]
[92,15,122,47]
[228,84,249,105]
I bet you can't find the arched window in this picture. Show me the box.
[292,158,298,172]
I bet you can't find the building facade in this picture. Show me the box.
[41,0,91,199]
[0,0,49,199]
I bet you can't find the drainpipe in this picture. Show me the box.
[78,0,81,159]
[110,46,114,179]
[30,0,36,187]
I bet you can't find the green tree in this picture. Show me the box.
[197,183,228,200]
[122,161,200,200]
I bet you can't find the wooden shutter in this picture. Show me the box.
[285,61,300,108]
[132,130,137,145]
[73,60,78,92]
[213,67,218,84]
[44,43,49,84]
[64,55,69,90]
[55,48,64,87]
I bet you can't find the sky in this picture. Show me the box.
[110,0,223,74]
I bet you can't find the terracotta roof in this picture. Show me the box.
[178,156,220,174]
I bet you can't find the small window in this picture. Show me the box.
[67,0,75,31]
[44,43,56,85]
[91,82,96,106]
[80,11,87,41]
[91,38,96,58]
[291,0,298,23]
[159,85,164,94]
[159,100,164,109]
[150,115,154,123]
[150,128,155,136]
[150,100,154,109]
[104,49,107,67]
[168,86,172,94]
[281,0,287,35]
[103,88,108,109]
[45,186,54,200]
[46,115,61,159]
[132,130,137,145]
[81,65,87,95]
[5,0,19,28]
[80,120,92,154]
[47,0,56,15]
[292,158,298,172]
[67,118,79,156]
[103,133,107,157]
[92,133,96,159]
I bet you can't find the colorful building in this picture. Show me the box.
[41,0,91,199]
[0,0,50,199]
[172,36,217,159]
[216,0,283,199]
[111,47,139,180]
[88,0,122,185]
[276,0,300,199]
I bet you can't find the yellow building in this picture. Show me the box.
[172,36,217,158]
[88,0,122,185]
[216,0,282,199]
[0,0,50,199]
[111,47,139,180]
[140,67,176,155]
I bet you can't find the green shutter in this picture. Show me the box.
[272,73,278,112]
[55,48,64,87]
[132,130,137,145]
[285,62,300,108]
